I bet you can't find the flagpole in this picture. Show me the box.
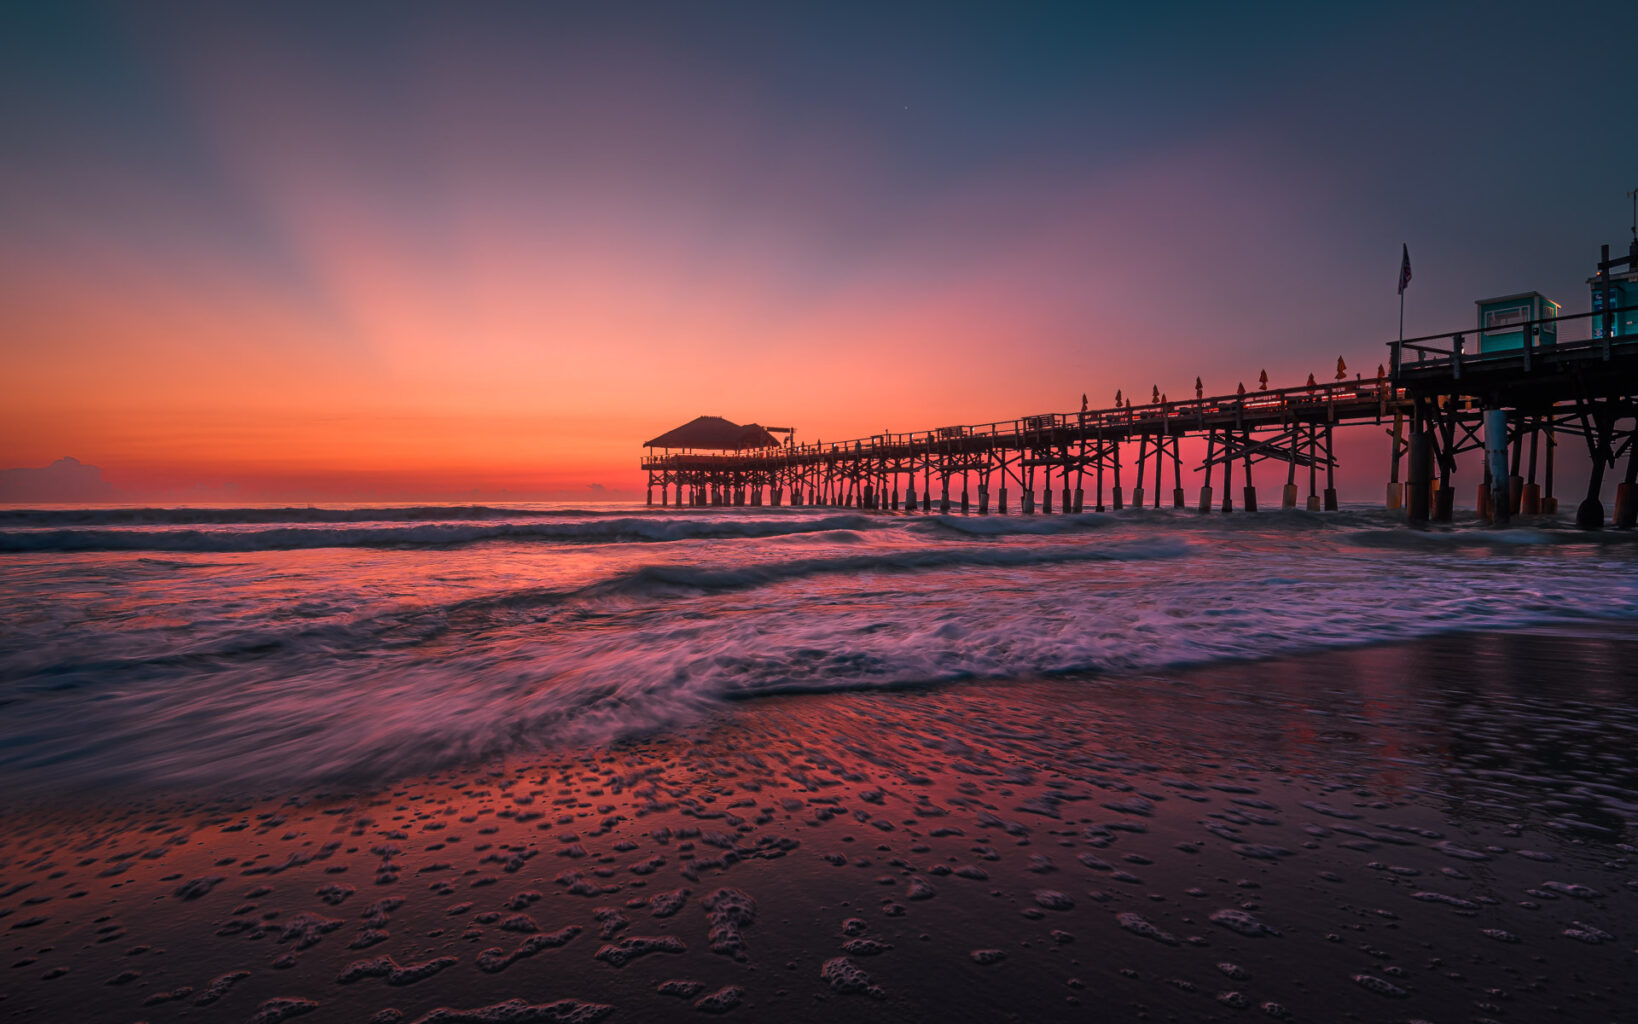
[1397,242,1410,342]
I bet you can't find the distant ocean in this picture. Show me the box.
[2,503,1635,794]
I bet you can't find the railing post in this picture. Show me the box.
[1452,334,1462,380]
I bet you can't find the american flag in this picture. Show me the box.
[1398,243,1412,295]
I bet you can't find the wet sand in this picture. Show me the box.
[4,627,1636,1023]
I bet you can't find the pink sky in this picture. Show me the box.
[3,4,1629,502]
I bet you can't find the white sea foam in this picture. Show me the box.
[1,503,1634,792]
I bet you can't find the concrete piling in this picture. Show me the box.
[1407,424,1431,523]
[1615,482,1636,529]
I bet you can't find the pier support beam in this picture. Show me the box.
[1200,430,1215,514]
[1617,439,1638,528]
[1522,417,1540,514]
[1094,439,1106,511]
[1152,435,1163,509]
[1241,437,1256,512]
[1323,426,1338,511]
[1544,421,1558,514]
[1306,421,1320,511]
[1112,441,1123,510]
[1386,410,1404,510]
[1433,408,1454,523]
[1509,422,1525,516]
[1407,411,1431,523]
[1171,439,1184,508]
[1284,423,1299,509]
[1576,403,1613,530]
[1576,485,1603,530]
[1134,436,1147,511]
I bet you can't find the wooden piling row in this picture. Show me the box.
[643,324,1638,527]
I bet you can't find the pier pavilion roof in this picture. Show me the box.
[644,416,782,450]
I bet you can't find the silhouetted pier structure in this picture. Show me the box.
[644,246,1638,529]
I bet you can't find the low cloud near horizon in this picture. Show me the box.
[0,456,645,504]
[0,456,117,502]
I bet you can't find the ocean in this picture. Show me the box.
[2,502,1636,796]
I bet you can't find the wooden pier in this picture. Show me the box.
[644,250,1638,529]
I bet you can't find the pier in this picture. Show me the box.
[644,247,1638,528]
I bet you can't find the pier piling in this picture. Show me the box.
[1485,407,1510,526]
[642,288,1638,529]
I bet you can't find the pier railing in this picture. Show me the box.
[642,305,1638,473]
[1388,306,1638,380]
[642,297,1638,527]
[648,308,1635,472]
[642,375,1401,470]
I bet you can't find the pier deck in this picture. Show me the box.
[644,302,1638,528]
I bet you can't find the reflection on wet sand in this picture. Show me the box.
[3,628,1634,1023]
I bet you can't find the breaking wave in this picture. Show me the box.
[2,501,1636,794]
[0,514,883,552]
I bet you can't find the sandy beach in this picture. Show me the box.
[4,626,1635,1024]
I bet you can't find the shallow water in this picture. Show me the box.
[2,502,1635,793]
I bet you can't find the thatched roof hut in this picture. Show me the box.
[644,416,782,451]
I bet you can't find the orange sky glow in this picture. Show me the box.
[3,4,1630,501]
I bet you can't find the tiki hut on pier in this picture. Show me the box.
[641,417,789,507]
[643,416,784,453]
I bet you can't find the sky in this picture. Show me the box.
[2,1,1634,501]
